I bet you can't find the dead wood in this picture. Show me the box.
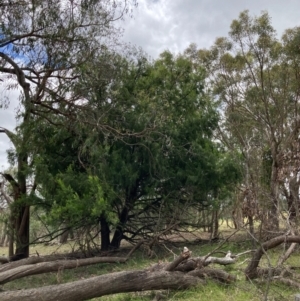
[277,242,297,266]
[272,276,300,289]
[0,257,9,264]
[255,267,292,278]
[149,250,236,274]
[0,241,142,273]
[188,267,236,283]
[174,253,236,272]
[0,252,92,272]
[0,247,235,301]
[0,253,127,273]
[0,269,204,301]
[245,235,300,279]
[0,256,127,285]
[164,247,191,271]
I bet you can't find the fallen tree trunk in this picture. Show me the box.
[0,269,204,301]
[0,256,127,285]
[0,254,128,273]
[0,241,142,273]
[0,248,235,301]
[0,256,9,264]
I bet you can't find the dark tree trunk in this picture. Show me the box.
[100,217,110,251]
[110,205,129,249]
[15,206,30,258]
[110,179,140,249]
[286,176,300,221]
[14,152,30,258]
[3,162,30,259]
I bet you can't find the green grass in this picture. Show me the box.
[0,233,299,300]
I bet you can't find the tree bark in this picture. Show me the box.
[0,270,203,301]
[268,150,279,232]
[2,152,30,259]
[59,228,70,244]
[0,252,126,273]
[0,256,128,285]
[245,235,300,279]
[286,176,300,220]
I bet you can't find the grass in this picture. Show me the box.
[0,231,299,301]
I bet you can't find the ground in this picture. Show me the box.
[0,228,299,301]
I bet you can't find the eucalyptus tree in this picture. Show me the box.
[197,11,300,232]
[0,0,137,258]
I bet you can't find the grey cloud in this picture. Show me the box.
[122,0,300,58]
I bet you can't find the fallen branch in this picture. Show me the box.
[245,235,300,279]
[272,276,300,289]
[165,247,191,271]
[0,247,235,301]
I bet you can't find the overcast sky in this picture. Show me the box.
[1,0,300,170]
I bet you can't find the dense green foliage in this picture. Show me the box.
[32,51,240,249]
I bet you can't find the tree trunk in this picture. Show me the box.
[15,205,30,258]
[111,181,139,249]
[268,150,279,232]
[15,151,30,258]
[287,176,300,221]
[8,206,15,257]
[8,227,14,257]
[248,216,256,248]
[59,228,70,244]
[210,210,219,239]
[110,205,129,249]
[100,216,110,251]
[202,210,207,231]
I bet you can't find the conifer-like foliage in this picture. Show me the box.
[35,50,240,250]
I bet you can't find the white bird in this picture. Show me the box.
[183,247,189,253]
[225,250,232,258]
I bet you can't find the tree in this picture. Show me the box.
[197,11,300,233]
[0,0,137,258]
[33,50,234,251]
